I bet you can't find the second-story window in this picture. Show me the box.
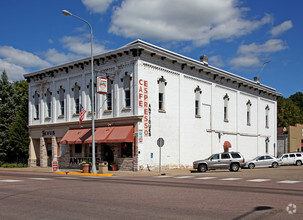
[34,91,39,119]
[265,105,270,128]
[246,100,252,126]
[46,90,52,118]
[107,80,112,111]
[88,81,95,113]
[158,76,167,112]
[73,83,80,114]
[223,93,230,122]
[123,75,131,108]
[194,86,202,117]
[58,87,65,116]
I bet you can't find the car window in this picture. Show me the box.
[282,155,288,159]
[211,154,219,160]
[265,156,273,159]
[221,154,231,159]
[290,154,295,158]
[231,153,241,158]
[296,154,302,157]
[259,156,265,160]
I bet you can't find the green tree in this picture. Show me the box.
[277,97,303,127]
[289,92,303,110]
[7,80,29,163]
[0,71,19,161]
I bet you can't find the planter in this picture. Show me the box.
[111,166,117,171]
[82,164,91,173]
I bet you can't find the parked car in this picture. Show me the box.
[243,155,281,169]
[278,153,303,166]
[193,152,245,172]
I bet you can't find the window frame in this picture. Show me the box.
[223,94,230,122]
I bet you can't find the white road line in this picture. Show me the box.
[277,180,301,184]
[57,177,79,180]
[247,179,271,182]
[220,178,242,181]
[196,177,217,180]
[175,176,194,179]
[154,176,173,178]
[0,180,23,183]
[29,178,53,181]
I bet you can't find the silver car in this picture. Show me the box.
[193,152,245,172]
[278,153,303,166]
[243,155,281,169]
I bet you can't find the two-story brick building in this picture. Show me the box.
[24,40,280,171]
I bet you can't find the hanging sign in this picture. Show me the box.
[96,77,107,94]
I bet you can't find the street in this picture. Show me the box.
[0,167,302,219]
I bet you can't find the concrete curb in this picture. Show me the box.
[54,171,113,176]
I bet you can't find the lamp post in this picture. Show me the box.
[62,10,97,173]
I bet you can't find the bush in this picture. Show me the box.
[0,163,28,168]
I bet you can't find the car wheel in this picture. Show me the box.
[230,163,239,172]
[272,162,278,168]
[198,164,207,172]
[296,160,302,166]
[248,163,255,169]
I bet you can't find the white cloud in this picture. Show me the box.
[209,55,224,67]
[230,39,287,67]
[109,0,272,46]
[61,36,107,56]
[237,39,288,55]
[82,0,114,14]
[0,59,27,81]
[44,49,80,65]
[0,46,50,68]
[270,20,293,36]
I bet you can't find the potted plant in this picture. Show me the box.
[110,162,118,171]
[80,160,91,173]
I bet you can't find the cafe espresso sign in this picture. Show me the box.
[138,79,151,136]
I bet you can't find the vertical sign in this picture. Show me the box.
[96,76,107,94]
[138,129,143,143]
[139,79,150,136]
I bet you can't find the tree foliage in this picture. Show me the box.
[277,96,303,127]
[289,92,303,110]
[0,71,29,163]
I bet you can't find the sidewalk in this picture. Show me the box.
[0,167,193,177]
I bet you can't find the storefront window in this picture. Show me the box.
[121,143,132,158]
[75,144,82,154]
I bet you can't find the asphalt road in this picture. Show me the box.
[0,168,302,220]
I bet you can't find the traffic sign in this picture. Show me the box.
[157,137,164,147]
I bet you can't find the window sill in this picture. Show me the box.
[122,107,131,111]
[224,119,229,123]
[88,111,96,115]
[73,113,79,117]
[45,117,51,120]
[266,126,269,129]
[33,118,39,120]
[104,110,112,113]
[195,115,201,118]
[247,123,251,126]
[58,115,64,119]
[158,109,166,113]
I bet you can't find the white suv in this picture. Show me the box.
[278,153,303,166]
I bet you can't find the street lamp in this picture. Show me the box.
[62,10,97,173]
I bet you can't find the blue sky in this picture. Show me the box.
[0,0,302,97]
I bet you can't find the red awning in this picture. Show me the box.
[223,141,232,148]
[84,127,114,144]
[106,126,134,143]
[60,128,91,145]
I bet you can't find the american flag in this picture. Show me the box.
[79,104,86,126]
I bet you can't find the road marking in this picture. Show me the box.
[196,177,217,180]
[0,179,23,182]
[277,180,301,184]
[175,176,194,179]
[247,179,271,182]
[29,178,53,181]
[220,178,242,181]
[57,177,79,180]
[154,176,173,178]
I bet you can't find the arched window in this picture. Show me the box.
[107,79,113,111]
[265,105,270,128]
[46,89,52,118]
[123,73,131,108]
[223,93,230,122]
[33,91,40,119]
[194,86,202,117]
[72,83,81,114]
[246,100,252,126]
[58,86,65,116]
[158,76,167,112]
